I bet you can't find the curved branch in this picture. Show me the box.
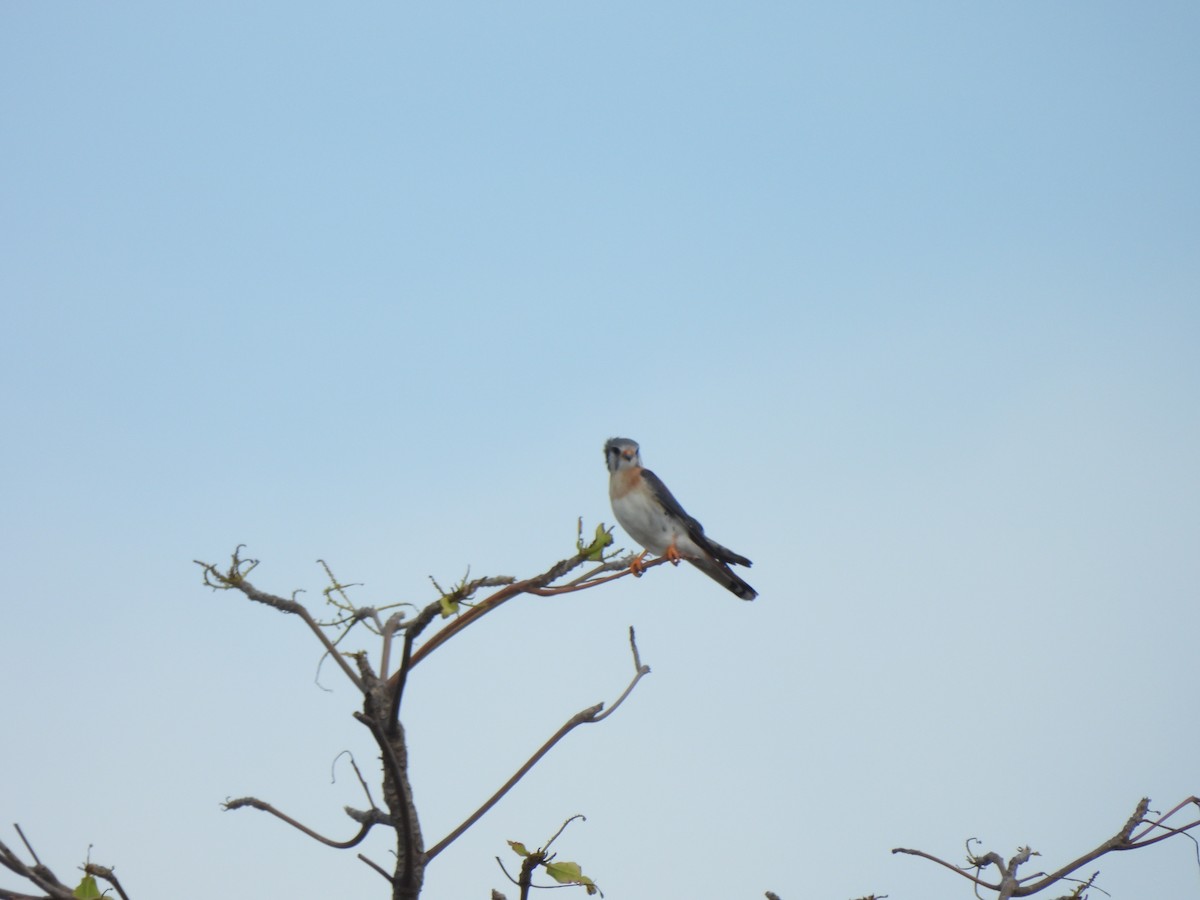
[423,628,651,863]
[406,552,670,670]
[223,797,388,849]
[890,847,999,890]
[423,704,602,864]
[593,627,650,723]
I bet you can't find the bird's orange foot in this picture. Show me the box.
[665,541,683,566]
[629,550,648,577]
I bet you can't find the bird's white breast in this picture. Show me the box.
[609,468,700,557]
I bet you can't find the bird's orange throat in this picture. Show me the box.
[610,466,643,500]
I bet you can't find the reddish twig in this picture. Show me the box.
[406,553,669,670]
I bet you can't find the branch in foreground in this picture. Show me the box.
[403,547,669,673]
[424,627,651,862]
[195,547,365,691]
[82,864,131,900]
[0,825,127,900]
[498,814,601,898]
[223,796,391,849]
[893,796,1200,898]
[195,539,660,899]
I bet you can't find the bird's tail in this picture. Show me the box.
[688,557,757,601]
[705,539,753,569]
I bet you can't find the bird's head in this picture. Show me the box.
[604,437,641,474]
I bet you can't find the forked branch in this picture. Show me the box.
[893,796,1200,898]
[0,825,127,900]
[195,538,660,900]
[195,547,365,691]
[403,551,669,672]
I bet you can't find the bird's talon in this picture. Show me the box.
[629,551,648,577]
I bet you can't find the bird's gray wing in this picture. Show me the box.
[640,467,705,535]
[641,467,751,567]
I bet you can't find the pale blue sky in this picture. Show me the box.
[2,4,1198,899]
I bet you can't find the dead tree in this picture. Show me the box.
[191,527,656,900]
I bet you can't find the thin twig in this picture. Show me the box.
[1126,818,1200,849]
[223,797,385,849]
[195,555,365,691]
[11,829,39,868]
[330,750,378,811]
[424,631,652,862]
[1,828,73,899]
[543,814,586,852]
[891,847,999,890]
[424,704,602,864]
[1129,796,1200,843]
[563,559,628,587]
[358,853,395,884]
[593,628,650,723]
[530,555,673,596]
[408,551,670,669]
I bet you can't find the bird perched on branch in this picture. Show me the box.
[604,437,757,600]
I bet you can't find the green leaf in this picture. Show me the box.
[581,524,613,561]
[507,840,530,857]
[73,875,103,899]
[545,859,597,893]
[545,860,582,883]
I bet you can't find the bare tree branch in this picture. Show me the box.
[1128,795,1200,846]
[894,796,1200,899]
[83,864,131,900]
[194,540,662,899]
[358,852,396,885]
[223,796,389,849]
[0,826,121,900]
[424,629,652,863]
[195,548,365,691]
[404,551,671,671]
[890,845,999,891]
[387,599,444,731]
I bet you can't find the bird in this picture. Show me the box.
[604,437,757,600]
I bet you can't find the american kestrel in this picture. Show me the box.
[604,437,757,600]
